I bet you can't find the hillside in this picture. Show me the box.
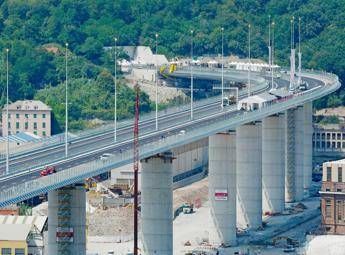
[0,0,344,129]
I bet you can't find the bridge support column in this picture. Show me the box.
[48,184,86,255]
[208,131,237,246]
[295,106,305,201]
[303,102,313,195]
[141,152,174,255]
[236,122,262,229]
[262,114,285,214]
[285,107,304,203]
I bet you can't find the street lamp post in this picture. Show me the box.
[247,24,251,97]
[190,30,194,120]
[114,37,117,142]
[221,27,224,109]
[298,17,302,86]
[155,33,159,130]
[271,21,275,89]
[5,48,9,175]
[65,43,69,158]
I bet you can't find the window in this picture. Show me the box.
[322,133,325,139]
[338,142,341,148]
[337,200,343,221]
[16,113,19,118]
[25,122,28,130]
[327,133,330,139]
[326,188,331,192]
[42,131,46,137]
[25,113,29,118]
[33,113,37,118]
[327,142,331,148]
[317,133,320,139]
[327,167,332,181]
[332,133,336,139]
[338,133,341,139]
[34,131,37,135]
[337,189,342,192]
[7,113,11,119]
[16,122,19,129]
[42,113,46,118]
[42,122,46,128]
[33,122,37,130]
[15,248,25,255]
[1,248,11,255]
[339,167,343,182]
[8,122,10,128]
[326,199,332,218]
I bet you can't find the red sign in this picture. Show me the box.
[215,189,228,201]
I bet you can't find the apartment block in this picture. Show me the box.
[1,100,51,137]
[320,159,345,234]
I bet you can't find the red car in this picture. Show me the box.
[40,166,56,177]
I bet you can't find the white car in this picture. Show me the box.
[100,153,113,160]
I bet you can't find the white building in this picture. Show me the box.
[2,100,52,137]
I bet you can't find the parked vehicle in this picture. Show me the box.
[40,166,56,177]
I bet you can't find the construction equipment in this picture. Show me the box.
[182,203,194,214]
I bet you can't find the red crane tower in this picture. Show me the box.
[133,82,140,255]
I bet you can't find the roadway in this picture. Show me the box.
[0,69,340,206]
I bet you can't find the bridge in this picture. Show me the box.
[0,66,340,254]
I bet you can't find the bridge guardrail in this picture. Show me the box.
[0,71,340,207]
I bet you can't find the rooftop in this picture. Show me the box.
[2,100,51,111]
[0,215,47,233]
[0,224,32,241]
[0,132,41,143]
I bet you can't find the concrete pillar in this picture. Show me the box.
[48,184,86,255]
[295,106,305,201]
[285,109,295,202]
[262,114,285,214]
[208,132,236,246]
[141,152,174,255]
[236,122,262,229]
[303,102,313,195]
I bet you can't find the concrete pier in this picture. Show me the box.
[48,184,86,255]
[141,152,174,255]
[236,122,262,229]
[303,102,313,195]
[295,106,305,201]
[208,132,237,246]
[262,114,285,214]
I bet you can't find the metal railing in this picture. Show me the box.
[0,71,340,207]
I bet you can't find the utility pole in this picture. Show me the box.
[247,24,251,97]
[133,83,140,255]
[65,43,69,158]
[298,17,302,86]
[190,29,194,120]
[221,27,224,109]
[5,48,9,175]
[155,33,159,130]
[114,37,117,142]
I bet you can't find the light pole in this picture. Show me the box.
[190,29,194,120]
[298,17,302,86]
[268,15,271,67]
[271,21,275,89]
[247,24,251,97]
[221,27,224,109]
[114,37,117,142]
[289,17,296,92]
[155,33,158,130]
[5,48,9,175]
[65,43,69,158]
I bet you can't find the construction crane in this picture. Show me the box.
[133,82,140,255]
